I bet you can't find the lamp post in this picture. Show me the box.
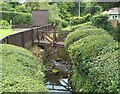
[79,2,81,16]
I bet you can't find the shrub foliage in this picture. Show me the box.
[64,24,107,49]
[70,14,91,25]
[1,11,32,25]
[0,20,11,29]
[64,25,119,92]
[92,14,112,31]
[1,44,47,92]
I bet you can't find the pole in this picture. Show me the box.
[79,2,80,16]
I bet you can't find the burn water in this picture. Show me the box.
[43,47,72,94]
[30,46,72,94]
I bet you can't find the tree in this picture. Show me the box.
[9,2,21,8]
[25,2,61,23]
[69,2,86,16]
[84,2,102,16]
[24,2,49,10]
[57,2,74,20]
[97,2,120,11]
[0,2,12,11]
[15,5,31,13]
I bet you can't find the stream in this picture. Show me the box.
[30,46,72,93]
[43,47,72,94]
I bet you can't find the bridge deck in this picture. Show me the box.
[34,40,64,47]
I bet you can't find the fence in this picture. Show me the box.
[0,24,53,49]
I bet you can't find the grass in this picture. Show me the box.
[0,29,26,38]
[0,29,14,38]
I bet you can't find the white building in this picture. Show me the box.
[102,7,120,23]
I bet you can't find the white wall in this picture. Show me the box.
[108,14,120,23]
[109,14,118,20]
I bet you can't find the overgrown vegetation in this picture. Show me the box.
[64,25,119,92]
[1,44,47,92]
[1,11,32,25]
[0,2,119,30]
[92,14,119,41]
[0,20,11,29]
[64,24,107,49]
[109,23,119,41]
[70,14,91,25]
[0,1,119,93]
[92,14,112,31]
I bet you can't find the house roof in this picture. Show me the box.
[102,7,120,15]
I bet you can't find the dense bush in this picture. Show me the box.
[70,50,118,92]
[13,12,32,25]
[84,3,102,16]
[87,50,118,92]
[15,5,31,13]
[68,34,118,63]
[0,20,11,29]
[1,44,47,92]
[92,14,119,42]
[52,19,62,30]
[63,22,92,31]
[1,11,32,25]
[108,23,120,42]
[71,14,91,25]
[57,2,74,20]
[64,24,108,49]
[92,14,112,31]
[65,25,119,92]
[63,24,81,31]
[61,19,69,28]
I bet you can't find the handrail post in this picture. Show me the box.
[47,25,48,32]
[52,30,56,47]
[21,32,25,47]
[6,37,9,44]
[31,29,34,46]
[37,28,40,43]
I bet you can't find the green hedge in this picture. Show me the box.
[108,23,120,42]
[1,44,47,92]
[70,14,91,25]
[70,50,118,92]
[88,50,118,92]
[0,20,11,29]
[92,14,112,31]
[1,11,32,25]
[63,24,81,31]
[68,34,118,63]
[65,25,119,92]
[63,22,92,31]
[64,25,108,49]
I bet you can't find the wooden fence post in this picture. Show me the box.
[37,28,40,43]
[31,29,34,46]
[21,32,25,47]
[52,30,57,47]
[6,37,9,44]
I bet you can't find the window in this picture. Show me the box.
[113,16,114,19]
